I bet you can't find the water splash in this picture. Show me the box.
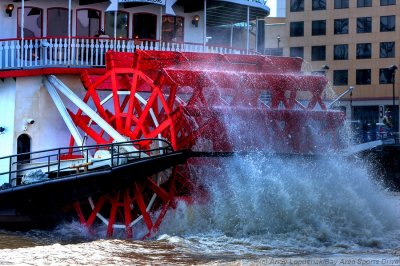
[158,154,400,252]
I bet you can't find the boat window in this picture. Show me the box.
[17,134,31,163]
[162,16,184,43]
[105,11,129,38]
[76,9,101,37]
[133,13,157,40]
[17,7,43,37]
[47,8,71,37]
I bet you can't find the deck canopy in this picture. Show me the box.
[77,0,269,26]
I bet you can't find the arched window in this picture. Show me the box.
[47,7,71,37]
[105,11,129,38]
[17,7,43,37]
[17,134,31,163]
[76,9,101,37]
[162,16,184,43]
[132,13,157,40]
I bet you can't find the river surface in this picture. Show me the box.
[0,154,399,265]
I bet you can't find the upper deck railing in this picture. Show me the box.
[0,37,255,70]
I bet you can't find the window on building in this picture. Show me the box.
[380,15,396,32]
[312,0,326,10]
[379,68,395,84]
[357,17,372,33]
[334,19,349,34]
[334,44,348,60]
[380,42,395,58]
[333,70,348,85]
[290,22,304,37]
[312,46,326,61]
[162,16,184,42]
[357,0,372,7]
[381,0,396,6]
[335,0,349,8]
[105,11,129,38]
[133,13,157,40]
[47,8,70,37]
[356,69,371,85]
[17,7,43,37]
[290,47,304,58]
[312,20,326,36]
[290,0,304,12]
[356,43,372,59]
[76,9,101,37]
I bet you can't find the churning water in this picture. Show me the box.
[0,153,399,265]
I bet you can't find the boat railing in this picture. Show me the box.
[0,138,173,187]
[0,37,255,70]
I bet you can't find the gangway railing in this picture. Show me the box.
[0,138,173,187]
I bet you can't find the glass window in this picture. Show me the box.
[356,43,372,59]
[290,0,304,12]
[76,9,100,37]
[357,17,372,33]
[312,0,326,10]
[357,0,372,7]
[380,16,396,32]
[47,8,69,37]
[290,22,304,37]
[290,47,304,58]
[381,0,396,5]
[334,44,348,60]
[333,70,348,85]
[356,69,371,85]
[379,68,394,84]
[334,19,349,34]
[380,42,395,58]
[133,13,157,40]
[312,20,326,36]
[105,11,129,38]
[17,7,43,37]
[335,0,349,8]
[162,16,184,42]
[312,46,326,61]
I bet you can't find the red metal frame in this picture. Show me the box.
[69,50,345,238]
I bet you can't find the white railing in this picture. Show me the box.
[0,37,254,70]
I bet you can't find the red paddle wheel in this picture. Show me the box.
[67,50,345,238]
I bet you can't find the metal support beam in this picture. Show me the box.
[203,0,207,52]
[246,6,249,54]
[44,78,84,148]
[45,75,137,153]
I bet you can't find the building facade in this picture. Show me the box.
[286,0,400,131]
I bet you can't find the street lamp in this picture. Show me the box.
[350,88,353,120]
[277,35,281,49]
[389,65,398,109]
[389,65,398,133]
